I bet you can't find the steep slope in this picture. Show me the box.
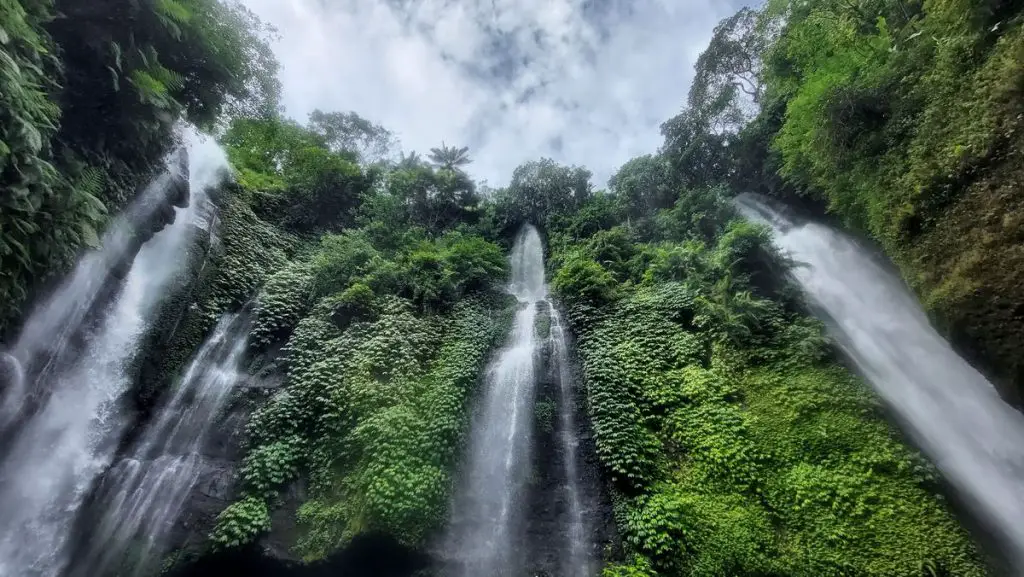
[662,0,1024,401]
[544,187,986,576]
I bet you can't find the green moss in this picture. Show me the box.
[760,1,1024,398]
[900,152,1024,400]
[561,233,984,577]
[214,292,514,559]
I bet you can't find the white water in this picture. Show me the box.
[549,309,592,577]
[76,313,248,577]
[0,163,185,428]
[445,225,546,577]
[737,194,1024,570]
[0,133,229,577]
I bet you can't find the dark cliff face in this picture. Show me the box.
[165,533,430,577]
[0,148,194,451]
[524,302,618,577]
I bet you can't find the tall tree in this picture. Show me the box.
[427,142,472,172]
[307,110,396,163]
[397,151,423,169]
[493,159,593,233]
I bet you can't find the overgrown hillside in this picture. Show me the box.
[543,183,984,576]
[663,0,1024,400]
[1,0,1019,576]
[0,0,278,331]
[134,114,520,562]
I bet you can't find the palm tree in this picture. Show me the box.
[398,150,422,169]
[428,142,472,172]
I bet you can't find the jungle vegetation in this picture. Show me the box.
[2,0,1021,575]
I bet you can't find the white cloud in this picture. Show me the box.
[242,0,751,187]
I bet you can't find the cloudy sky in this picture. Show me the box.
[241,0,751,187]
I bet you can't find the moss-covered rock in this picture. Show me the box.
[901,150,1024,404]
[211,292,515,560]
[553,224,986,577]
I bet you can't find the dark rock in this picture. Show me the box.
[262,480,309,561]
[523,302,618,576]
[164,532,430,577]
[170,147,191,209]
[196,459,236,501]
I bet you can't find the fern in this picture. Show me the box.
[155,0,193,24]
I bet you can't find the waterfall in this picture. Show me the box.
[444,225,546,577]
[0,156,187,429]
[549,309,592,577]
[73,312,249,577]
[737,194,1024,569]
[0,133,230,577]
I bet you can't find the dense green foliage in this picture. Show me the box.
[212,277,511,556]
[2,0,1013,573]
[204,112,514,558]
[547,184,984,576]
[664,0,1024,398]
[197,83,988,571]
[0,0,279,332]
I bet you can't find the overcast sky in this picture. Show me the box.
[241,0,750,188]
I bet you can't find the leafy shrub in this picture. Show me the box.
[534,398,556,434]
[250,261,314,348]
[310,230,380,299]
[623,488,776,576]
[552,252,618,306]
[553,211,984,576]
[601,555,656,577]
[329,282,377,326]
[280,146,369,232]
[209,496,272,549]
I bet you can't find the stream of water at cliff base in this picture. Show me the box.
[737,194,1024,571]
[443,225,546,577]
[0,133,229,577]
[549,309,592,577]
[72,312,249,577]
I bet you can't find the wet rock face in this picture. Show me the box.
[165,532,430,577]
[157,349,292,565]
[166,403,251,554]
[523,304,617,577]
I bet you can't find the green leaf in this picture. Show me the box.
[79,222,100,248]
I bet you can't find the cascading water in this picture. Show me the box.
[737,194,1024,570]
[0,132,230,577]
[444,225,546,577]
[548,310,592,577]
[0,154,188,429]
[72,312,249,577]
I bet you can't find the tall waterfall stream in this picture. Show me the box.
[738,194,1024,570]
[73,312,250,577]
[0,133,229,577]
[443,225,596,577]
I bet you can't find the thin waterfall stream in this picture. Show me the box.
[72,312,250,577]
[443,224,596,577]
[737,194,1024,569]
[549,309,592,577]
[444,225,546,576]
[0,133,230,577]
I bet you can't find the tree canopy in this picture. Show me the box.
[427,143,472,172]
